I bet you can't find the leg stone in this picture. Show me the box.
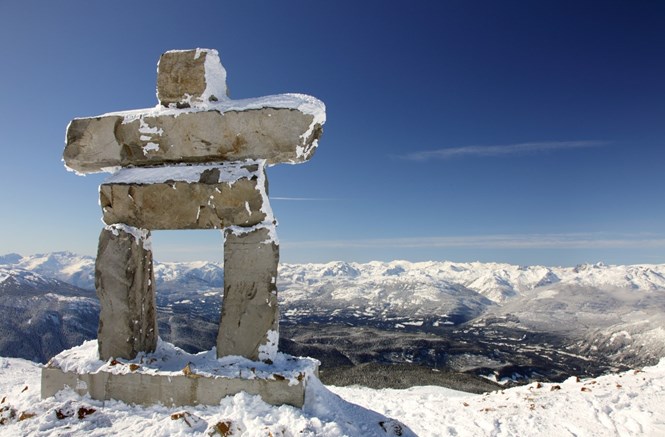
[95,224,157,360]
[217,226,279,361]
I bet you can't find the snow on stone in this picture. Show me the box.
[200,48,228,103]
[225,221,279,245]
[257,330,279,363]
[142,142,160,156]
[104,223,151,251]
[114,92,325,138]
[48,339,317,386]
[103,161,261,185]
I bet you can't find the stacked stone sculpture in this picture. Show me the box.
[42,49,325,407]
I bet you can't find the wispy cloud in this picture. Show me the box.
[282,232,665,250]
[400,141,608,161]
[271,197,333,201]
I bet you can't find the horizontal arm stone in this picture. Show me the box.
[64,106,322,173]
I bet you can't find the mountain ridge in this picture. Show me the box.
[2,252,665,382]
[6,251,665,302]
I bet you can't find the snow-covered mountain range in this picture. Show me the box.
[7,252,665,304]
[2,252,665,382]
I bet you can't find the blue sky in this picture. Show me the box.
[1,1,664,266]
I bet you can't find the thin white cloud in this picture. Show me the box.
[271,197,333,201]
[282,233,665,250]
[401,141,608,161]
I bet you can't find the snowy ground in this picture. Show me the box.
[1,357,664,436]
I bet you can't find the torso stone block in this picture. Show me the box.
[100,162,271,230]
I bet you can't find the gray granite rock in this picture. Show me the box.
[95,225,157,360]
[64,107,320,173]
[217,226,279,361]
[99,163,270,230]
[42,366,308,408]
[157,49,227,107]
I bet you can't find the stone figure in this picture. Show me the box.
[63,48,325,363]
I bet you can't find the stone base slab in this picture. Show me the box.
[41,367,308,408]
[41,340,318,408]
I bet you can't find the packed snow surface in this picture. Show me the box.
[1,356,664,436]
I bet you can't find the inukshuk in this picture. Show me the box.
[63,49,325,363]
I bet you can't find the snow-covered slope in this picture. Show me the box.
[0,356,413,437]
[280,260,665,304]
[5,252,96,290]
[279,261,495,327]
[332,358,665,437]
[0,267,98,363]
[0,266,74,296]
[278,261,665,329]
[0,356,663,436]
[5,252,228,292]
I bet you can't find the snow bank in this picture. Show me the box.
[0,354,413,436]
[330,358,665,436]
[2,356,665,435]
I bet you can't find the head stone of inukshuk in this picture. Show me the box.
[63,49,325,363]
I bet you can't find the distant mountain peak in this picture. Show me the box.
[0,253,22,265]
